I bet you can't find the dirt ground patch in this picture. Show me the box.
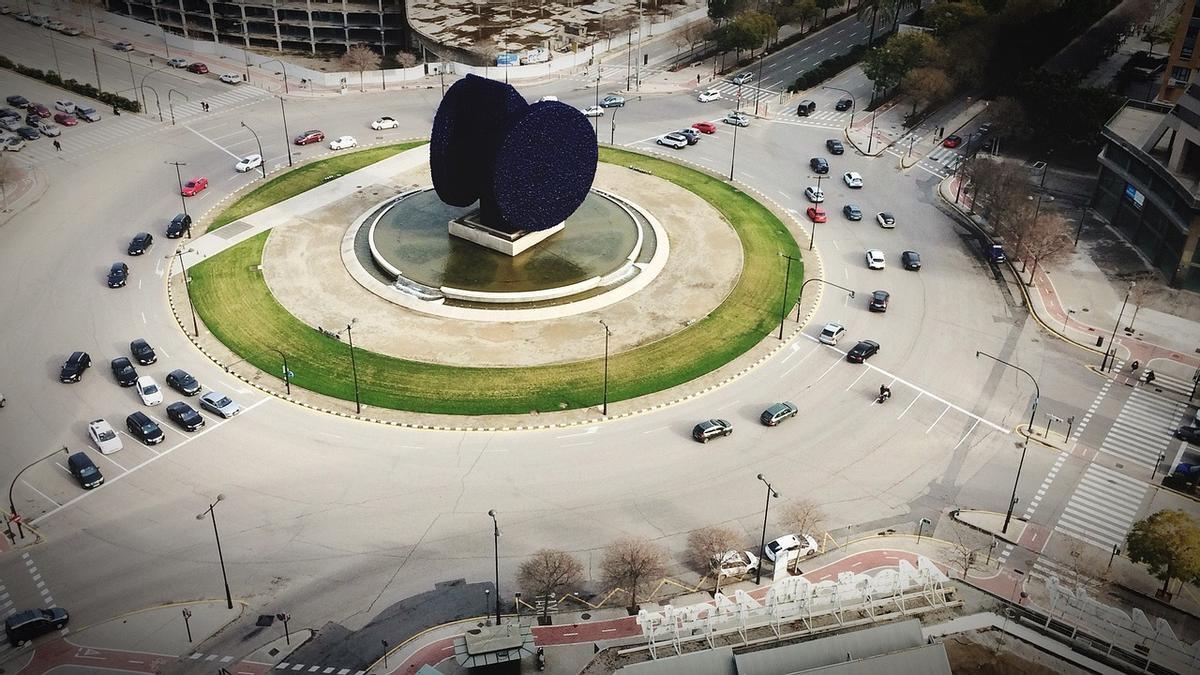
[941,628,1090,675]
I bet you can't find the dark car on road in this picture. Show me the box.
[676,128,700,144]
[107,262,129,288]
[126,411,164,444]
[843,204,862,221]
[869,290,890,313]
[1175,426,1200,443]
[5,95,29,109]
[166,401,205,431]
[166,213,192,239]
[128,232,153,255]
[846,340,880,363]
[130,338,157,365]
[112,41,135,51]
[67,452,103,489]
[835,98,853,111]
[826,139,844,155]
[166,369,201,396]
[5,608,69,646]
[294,129,324,145]
[24,112,41,126]
[692,418,733,442]
[187,62,209,74]
[809,157,829,174]
[59,351,91,382]
[760,402,798,426]
[110,356,138,386]
[902,250,922,271]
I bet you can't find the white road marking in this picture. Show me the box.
[897,392,922,419]
[844,366,869,391]
[141,312,147,324]
[21,480,61,508]
[184,124,244,159]
[810,359,842,385]
[953,419,981,450]
[560,441,594,447]
[927,406,950,433]
[95,452,129,472]
[556,426,598,439]
[641,425,669,434]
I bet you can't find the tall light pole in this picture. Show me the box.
[599,319,612,415]
[272,348,291,395]
[487,509,502,624]
[777,253,799,339]
[196,494,234,610]
[975,351,1041,534]
[753,46,766,115]
[729,119,739,180]
[821,85,855,127]
[165,161,188,222]
[279,96,294,167]
[7,447,67,540]
[795,278,855,322]
[335,319,362,414]
[174,248,199,336]
[1101,282,1135,372]
[258,58,290,94]
[240,122,267,179]
[167,87,189,125]
[755,474,779,584]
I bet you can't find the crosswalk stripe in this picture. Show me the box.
[1054,462,1148,551]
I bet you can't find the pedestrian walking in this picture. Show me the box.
[52,140,61,152]
[696,73,701,84]
[1145,369,1156,385]
[1130,360,1140,374]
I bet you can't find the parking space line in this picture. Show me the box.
[811,358,842,385]
[31,397,271,525]
[95,453,129,473]
[927,406,950,433]
[183,124,243,159]
[844,365,868,390]
[20,481,61,509]
[896,392,922,419]
[953,419,981,450]
[53,462,69,474]
[119,430,160,454]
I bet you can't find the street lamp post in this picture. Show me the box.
[487,509,502,624]
[599,320,612,415]
[794,278,855,322]
[273,348,291,395]
[240,122,267,179]
[821,85,855,127]
[7,447,67,540]
[975,350,1041,534]
[753,47,766,116]
[610,106,618,145]
[174,248,199,336]
[167,88,189,125]
[1101,282,1135,372]
[258,58,290,94]
[279,96,294,167]
[916,517,931,543]
[195,494,234,610]
[754,474,779,584]
[343,320,361,414]
[728,119,739,180]
[165,160,188,222]
[777,253,799,339]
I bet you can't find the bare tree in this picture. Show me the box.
[1056,539,1112,593]
[902,66,953,116]
[340,43,381,92]
[778,498,825,537]
[686,525,741,592]
[516,549,585,621]
[601,536,668,611]
[1021,212,1072,284]
[948,522,991,579]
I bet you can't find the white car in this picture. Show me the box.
[87,419,124,455]
[235,154,263,173]
[732,72,754,85]
[723,113,749,127]
[697,89,721,103]
[843,171,864,188]
[538,95,559,102]
[136,376,163,406]
[200,391,240,418]
[763,533,819,562]
[329,135,358,150]
[866,249,886,270]
[54,100,76,113]
[44,20,64,31]
[714,550,759,578]
[3,136,25,152]
[59,25,81,36]
[656,133,688,149]
[580,105,604,117]
[876,212,896,229]
[167,57,189,68]
[818,321,846,345]
[219,73,241,84]
[371,116,398,130]
[804,186,824,203]
[36,122,60,137]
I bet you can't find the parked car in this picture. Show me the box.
[1,116,22,131]
[53,100,75,113]
[181,177,208,196]
[24,111,41,126]
[166,213,192,238]
[130,338,157,365]
[110,357,137,386]
[28,103,50,117]
[692,121,717,134]
[59,351,92,382]
[127,232,153,255]
[5,95,29,109]
[235,154,262,172]
[713,550,759,578]
[818,321,846,345]
[3,136,25,152]
[5,608,69,647]
[676,128,701,144]
[166,57,189,68]
[371,116,399,129]
[67,452,104,489]
[329,135,358,150]
[15,126,40,140]
[107,262,129,287]
[942,134,962,148]
[697,89,721,103]
[763,533,818,562]
[199,391,240,418]
[656,133,688,149]
[580,105,604,117]
[723,112,749,127]
[1175,426,1200,443]
[901,250,922,270]
[599,95,625,108]
[58,25,81,36]
[846,339,880,363]
[865,249,886,270]
[112,41,135,51]
[35,121,60,136]
[805,205,827,223]
[869,290,890,312]
[125,411,164,444]
[804,186,824,203]
[843,204,862,221]
[760,401,798,426]
[166,369,201,396]
[843,171,864,188]
[74,106,99,122]
[167,401,205,431]
[44,20,64,30]
[537,95,558,102]
[294,129,324,145]
[87,419,124,454]
[835,98,853,111]
[809,157,829,174]
[692,418,733,443]
[219,73,241,84]
[876,212,896,228]
[187,62,209,74]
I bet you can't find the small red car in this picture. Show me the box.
[942,134,962,148]
[692,121,717,134]
[181,177,208,197]
[53,112,78,126]
[29,103,51,118]
[187,62,209,74]
[294,129,324,145]
[806,206,827,223]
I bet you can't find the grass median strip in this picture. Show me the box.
[190,145,803,414]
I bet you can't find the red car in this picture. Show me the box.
[187,62,209,74]
[941,134,962,148]
[692,121,717,134]
[181,177,208,197]
[53,112,78,126]
[29,103,51,118]
[294,129,324,145]
[806,206,827,223]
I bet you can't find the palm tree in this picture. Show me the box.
[880,0,920,35]
[857,0,881,46]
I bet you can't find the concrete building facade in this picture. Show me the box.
[1158,0,1200,103]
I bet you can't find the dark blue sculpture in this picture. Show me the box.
[430,74,597,235]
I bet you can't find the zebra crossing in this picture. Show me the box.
[1145,369,1199,400]
[1054,463,1148,552]
[157,82,273,122]
[1097,386,1188,470]
[887,134,963,177]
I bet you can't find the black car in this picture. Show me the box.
[843,204,862,221]
[166,213,192,238]
[846,340,880,363]
[59,351,91,382]
[5,608,68,647]
[126,411,164,444]
[760,402,798,426]
[107,262,129,288]
[1175,426,1200,443]
[15,126,40,140]
[127,232,153,255]
[67,452,103,489]
[692,418,733,443]
[869,290,890,312]
[835,98,853,111]
[166,368,201,396]
[901,250,922,271]
[5,95,29,109]
[110,356,138,386]
[826,139,844,155]
[130,338,157,365]
[809,157,829,174]
[24,112,40,126]
[676,128,701,144]
[0,108,18,120]
[166,401,205,431]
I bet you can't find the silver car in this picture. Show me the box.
[199,391,240,418]
[36,122,60,137]
[3,136,25,152]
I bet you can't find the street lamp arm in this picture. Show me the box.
[795,278,856,323]
[9,447,67,515]
[975,351,1040,402]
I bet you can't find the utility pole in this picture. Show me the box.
[165,161,189,220]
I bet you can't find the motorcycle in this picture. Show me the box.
[536,646,546,671]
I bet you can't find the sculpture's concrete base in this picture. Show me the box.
[448,212,564,257]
